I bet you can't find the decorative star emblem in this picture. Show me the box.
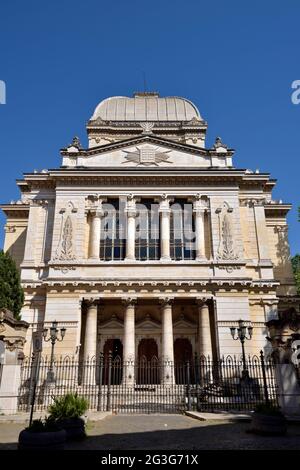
[122,145,172,166]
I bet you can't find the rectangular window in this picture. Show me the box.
[170,200,195,260]
[100,199,126,261]
[135,200,160,260]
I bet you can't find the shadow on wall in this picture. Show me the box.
[274,226,293,283]
[6,229,27,270]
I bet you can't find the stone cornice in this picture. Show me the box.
[0,204,30,218]
[264,204,292,216]
[24,170,245,189]
[21,278,279,291]
[15,168,275,192]
[60,134,222,157]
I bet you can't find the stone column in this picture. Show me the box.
[160,298,175,385]
[125,195,137,261]
[89,209,103,259]
[83,300,98,384]
[159,196,171,261]
[196,298,213,358]
[122,298,136,386]
[193,196,206,260]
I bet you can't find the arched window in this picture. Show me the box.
[170,200,195,260]
[99,199,126,260]
[135,200,160,260]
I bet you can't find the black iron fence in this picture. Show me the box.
[18,351,278,414]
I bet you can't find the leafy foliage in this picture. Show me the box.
[291,254,300,294]
[26,417,61,433]
[48,393,89,420]
[254,403,284,416]
[0,250,24,319]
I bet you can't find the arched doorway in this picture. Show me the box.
[102,339,123,385]
[137,338,159,384]
[174,338,193,384]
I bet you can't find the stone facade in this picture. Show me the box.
[1,92,298,373]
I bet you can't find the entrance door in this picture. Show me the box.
[137,338,159,384]
[174,338,193,384]
[102,338,123,385]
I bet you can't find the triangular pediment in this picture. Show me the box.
[173,316,197,330]
[61,135,215,169]
[100,315,123,329]
[136,315,161,330]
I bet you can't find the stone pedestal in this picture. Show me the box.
[0,363,22,415]
[275,363,300,415]
[0,308,28,414]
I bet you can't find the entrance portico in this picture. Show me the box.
[81,296,215,385]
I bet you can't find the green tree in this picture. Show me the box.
[291,254,300,294]
[0,250,24,319]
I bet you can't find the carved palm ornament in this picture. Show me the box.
[216,202,238,261]
[54,201,77,261]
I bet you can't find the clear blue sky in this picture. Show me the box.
[0,0,299,254]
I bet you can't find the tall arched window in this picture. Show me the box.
[99,199,126,260]
[170,199,195,260]
[135,200,160,260]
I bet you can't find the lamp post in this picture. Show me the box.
[43,320,66,383]
[229,319,253,379]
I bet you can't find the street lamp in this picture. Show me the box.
[230,319,253,379]
[43,320,66,383]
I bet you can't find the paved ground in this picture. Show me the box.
[0,414,300,450]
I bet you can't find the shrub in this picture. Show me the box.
[48,393,89,420]
[26,417,61,433]
[254,403,284,417]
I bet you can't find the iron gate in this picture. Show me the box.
[18,351,278,414]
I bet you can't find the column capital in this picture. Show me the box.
[159,297,174,308]
[126,194,138,217]
[122,297,137,307]
[89,208,105,218]
[85,195,107,212]
[159,194,173,212]
[193,195,209,213]
[195,297,210,307]
[82,298,100,308]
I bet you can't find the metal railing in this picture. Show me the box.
[18,351,278,414]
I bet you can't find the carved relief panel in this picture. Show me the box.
[216,202,238,261]
[54,201,77,261]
